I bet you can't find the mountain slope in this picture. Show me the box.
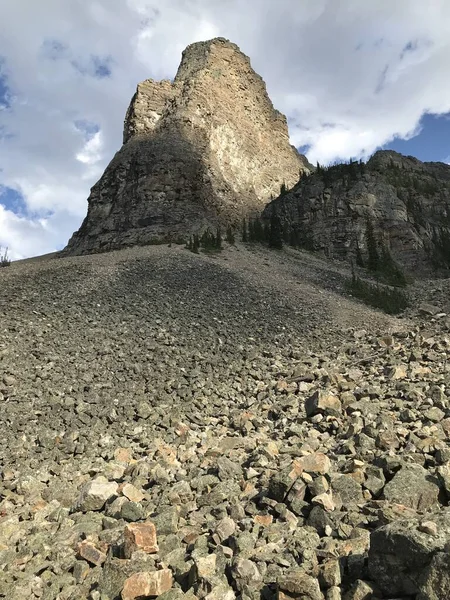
[2,245,450,599]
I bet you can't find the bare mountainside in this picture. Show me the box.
[63,38,312,256]
[1,244,450,599]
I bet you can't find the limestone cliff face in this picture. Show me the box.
[263,150,450,270]
[63,38,312,255]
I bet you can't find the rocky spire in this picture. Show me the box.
[62,37,312,255]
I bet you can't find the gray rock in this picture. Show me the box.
[382,463,440,511]
[417,552,450,600]
[72,477,118,512]
[368,509,450,596]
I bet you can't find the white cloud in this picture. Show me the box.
[0,0,450,257]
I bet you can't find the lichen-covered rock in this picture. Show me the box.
[382,463,440,511]
[62,37,311,256]
[368,509,450,597]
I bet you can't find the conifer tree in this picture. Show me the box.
[253,218,264,242]
[269,211,283,249]
[215,227,222,249]
[226,225,235,244]
[366,219,379,271]
[242,219,248,242]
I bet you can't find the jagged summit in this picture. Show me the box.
[63,37,312,256]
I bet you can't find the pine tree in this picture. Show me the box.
[269,211,283,249]
[215,226,222,249]
[366,219,379,271]
[242,219,248,242]
[253,218,264,242]
[192,234,200,253]
[280,182,287,195]
[355,242,364,268]
[289,226,299,247]
[226,225,235,245]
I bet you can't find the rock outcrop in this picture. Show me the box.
[63,38,311,255]
[263,150,450,270]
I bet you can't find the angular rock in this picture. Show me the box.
[77,540,107,566]
[124,522,159,558]
[417,551,450,600]
[121,569,173,599]
[382,463,440,511]
[290,453,331,476]
[305,391,342,417]
[72,476,118,512]
[277,570,323,600]
[343,580,375,600]
[368,509,450,596]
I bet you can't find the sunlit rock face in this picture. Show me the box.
[63,38,311,255]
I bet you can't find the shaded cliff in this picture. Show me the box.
[63,38,312,255]
[263,150,450,270]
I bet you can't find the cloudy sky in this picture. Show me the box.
[1,0,450,259]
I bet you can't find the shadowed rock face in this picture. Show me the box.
[63,38,312,255]
[263,150,450,270]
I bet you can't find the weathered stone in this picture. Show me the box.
[343,580,375,600]
[277,570,323,600]
[312,492,335,512]
[77,540,107,566]
[417,552,450,600]
[319,559,341,589]
[73,476,118,512]
[368,509,450,596]
[124,522,158,558]
[121,483,145,503]
[214,517,236,542]
[382,464,440,511]
[121,569,173,599]
[232,558,262,590]
[305,391,342,417]
[290,453,331,476]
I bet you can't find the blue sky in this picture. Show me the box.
[1,0,450,259]
[383,113,450,163]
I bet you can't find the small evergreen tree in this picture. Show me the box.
[280,182,287,195]
[226,225,235,245]
[269,212,283,249]
[0,247,11,267]
[242,219,248,242]
[355,242,365,268]
[215,227,222,250]
[366,219,379,271]
[248,219,255,242]
[289,226,300,247]
[192,234,200,253]
[253,218,264,242]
